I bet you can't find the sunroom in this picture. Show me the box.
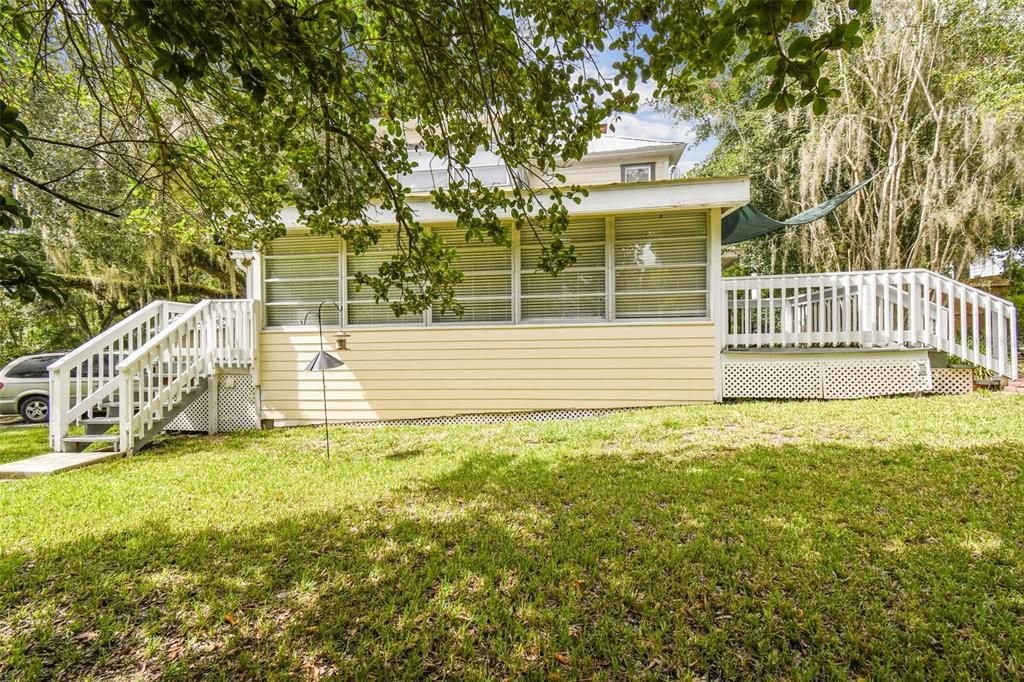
[245,177,750,425]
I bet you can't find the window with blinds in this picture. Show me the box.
[346,233,423,326]
[263,234,342,327]
[430,225,512,323]
[613,211,708,319]
[262,210,711,327]
[520,217,607,321]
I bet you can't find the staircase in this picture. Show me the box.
[48,299,257,455]
[724,269,1019,381]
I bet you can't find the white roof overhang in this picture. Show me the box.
[279,176,750,230]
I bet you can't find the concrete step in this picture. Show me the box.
[0,450,123,478]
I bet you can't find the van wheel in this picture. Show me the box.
[19,397,49,424]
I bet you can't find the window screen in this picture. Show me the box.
[264,234,341,326]
[613,211,709,319]
[430,225,512,323]
[346,232,423,326]
[520,217,607,321]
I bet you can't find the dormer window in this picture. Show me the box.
[621,162,655,183]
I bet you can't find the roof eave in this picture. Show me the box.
[279,176,750,230]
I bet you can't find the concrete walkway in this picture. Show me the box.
[0,450,123,478]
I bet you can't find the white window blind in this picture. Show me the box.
[264,234,341,327]
[520,217,607,321]
[430,225,512,323]
[346,233,423,326]
[613,211,709,319]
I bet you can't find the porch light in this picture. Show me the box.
[302,301,344,458]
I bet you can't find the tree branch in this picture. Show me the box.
[0,163,120,217]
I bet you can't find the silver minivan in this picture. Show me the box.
[0,353,64,423]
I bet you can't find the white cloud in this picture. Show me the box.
[608,111,695,142]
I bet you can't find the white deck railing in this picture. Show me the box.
[48,300,193,451]
[117,299,256,453]
[724,269,1018,379]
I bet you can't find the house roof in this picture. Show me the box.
[581,135,686,166]
[278,176,750,229]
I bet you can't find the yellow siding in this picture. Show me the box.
[258,322,715,424]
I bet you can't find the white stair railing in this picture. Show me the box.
[724,269,1018,379]
[117,299,256,453]
[48,301,194,451]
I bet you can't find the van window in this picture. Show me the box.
[5,356,60,379]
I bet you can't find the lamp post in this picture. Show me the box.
[302,301,344,458]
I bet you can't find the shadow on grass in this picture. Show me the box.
[2,440,1023,679]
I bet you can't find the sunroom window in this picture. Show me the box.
[263,234,341,326]
[520,216,607,321]
[345,233,423,326]
[262,209,712,327]
[613,211,708,318]
[430,225,512,323]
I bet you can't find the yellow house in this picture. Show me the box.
[45,136,1018,453]
[256,192,747,425]
[230,136,740,425]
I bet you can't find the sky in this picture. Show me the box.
[592,51,718,174]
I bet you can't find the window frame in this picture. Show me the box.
[428,235,514,326]
[261,210,713,330]
[620,162,656,183]
[611,214,710,320]
[518,217,609,323]
[262,235,344,327]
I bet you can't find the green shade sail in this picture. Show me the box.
[722,171,882,245]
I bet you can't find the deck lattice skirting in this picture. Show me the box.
[333,407,642,428]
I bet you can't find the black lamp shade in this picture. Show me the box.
[303,350,345,372]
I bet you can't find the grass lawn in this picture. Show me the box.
[1,394,1023,679]
[0,426,49,465]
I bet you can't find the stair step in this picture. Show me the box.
[81,416,119,425]
[62,434,120,444]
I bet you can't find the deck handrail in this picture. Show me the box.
[117,299,256,452]
[723,269,1018,380]
[48,300,194,451]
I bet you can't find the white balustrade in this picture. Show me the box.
[48,301,193,451]
[724,269,1018,380]
[117,299,256,453]
[48,299,256,453]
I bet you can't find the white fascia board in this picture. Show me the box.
[569,142,687,165]
[279,177,750,230]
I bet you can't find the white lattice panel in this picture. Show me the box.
[164,389,209,431]
[218,374,259,431]
[822,359,931,399]
[723,362,821,399]
[929,367,974,395]
[723,353,932,400]
[340,407,636,429]
[164,373,258,433]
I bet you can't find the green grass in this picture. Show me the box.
[0,426,49,465]
[2,394,1023,679]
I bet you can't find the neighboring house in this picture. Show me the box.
[46,134,1019,454]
